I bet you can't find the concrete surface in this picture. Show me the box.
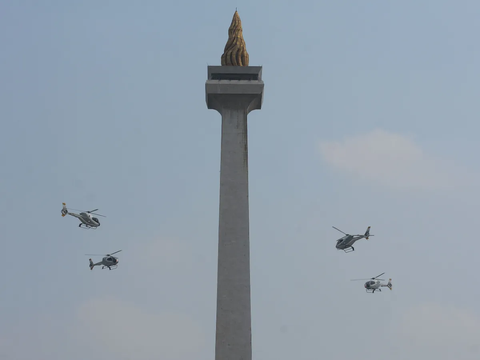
[205,65,264,360]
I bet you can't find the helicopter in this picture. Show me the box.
[351,272,392,293]
[61,202,105,229]
[332,226,373,252]
[86,250,122,270]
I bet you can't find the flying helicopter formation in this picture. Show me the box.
[61,202,121,271]
[332,225,393,294]
[61,202,392,292]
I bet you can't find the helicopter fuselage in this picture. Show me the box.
[364,280,381,290]
[364,279,392,293]
[89,256,119,270]
[336,235,363,250]
[101,256,118,266]
[69,212,100,228]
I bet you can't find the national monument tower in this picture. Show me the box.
[205,10,264,360]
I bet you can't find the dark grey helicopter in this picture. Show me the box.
[333,226,373,253]
[87,250,122,270]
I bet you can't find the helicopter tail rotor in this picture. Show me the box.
[365,226,373,239]
[387,279,392,290]
[89,259,95,270]
[61,203,68,217]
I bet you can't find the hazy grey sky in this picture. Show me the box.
[1,1,480,359]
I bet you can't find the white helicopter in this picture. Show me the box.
[61,202,105,229]
[351,272,392,293]
[86,250,122,270]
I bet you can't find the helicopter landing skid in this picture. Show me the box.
[79,224,97,230]
[101,265,118,270]
[343,247,354,253]
[365,289,380,293]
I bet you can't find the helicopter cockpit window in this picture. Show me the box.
[92,217,99,223]
[107,257,112,262]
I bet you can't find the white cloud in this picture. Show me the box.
[396,303,480,360]
[319,129,465,190]
[76,298,206,360]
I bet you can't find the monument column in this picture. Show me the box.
[205,11,264,360]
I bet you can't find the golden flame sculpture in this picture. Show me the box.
[221,11,249,66]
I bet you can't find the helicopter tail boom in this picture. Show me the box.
[381,279,393,290]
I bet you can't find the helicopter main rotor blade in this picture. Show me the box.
[86,250,121,256]
[332,226,348,235]
[87,209,99,213]
[351,279,372,281]
[65,206,88,212]
[373,272,385,279]
[90,212,106,217]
